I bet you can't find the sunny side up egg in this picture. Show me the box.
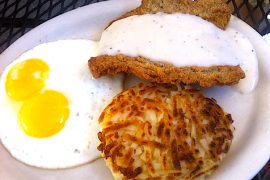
[0,39,124,169]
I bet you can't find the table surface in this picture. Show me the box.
[0,0,270,180]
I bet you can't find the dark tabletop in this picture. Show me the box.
[0,0,270,179]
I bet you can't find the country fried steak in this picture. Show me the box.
[88,0,245,87]
[108,0,231,30]
[89,54,245,87]
[98,83,235,180]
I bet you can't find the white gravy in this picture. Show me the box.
[96,13,258,94]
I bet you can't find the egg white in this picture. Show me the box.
[0,39,124,169]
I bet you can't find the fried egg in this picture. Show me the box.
[0,39,124,169]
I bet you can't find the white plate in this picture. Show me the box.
[1,0,270,179]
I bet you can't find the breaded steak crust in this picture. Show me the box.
[89,0,245,87]
[89,54,245,87]
[108,0,231,30]
[98,83,235,180]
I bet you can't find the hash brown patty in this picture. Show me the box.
[97,83,235,180]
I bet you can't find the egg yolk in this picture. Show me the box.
[19,90,70,138]
[5,59,49,101]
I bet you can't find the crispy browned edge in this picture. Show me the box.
[108,0,231,30]
[88,0,245,87]
[89,54,245,87]
[97,83,235,179]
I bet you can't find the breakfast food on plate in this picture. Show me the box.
[97,83,235,180]
[89,0,259,88]
[0,39,124,169]
[0,0,258,177]
[108,0,231,30]
[90,54,245,88]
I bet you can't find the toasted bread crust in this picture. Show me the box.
[108,0,230,30]
[89,54,245,87]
